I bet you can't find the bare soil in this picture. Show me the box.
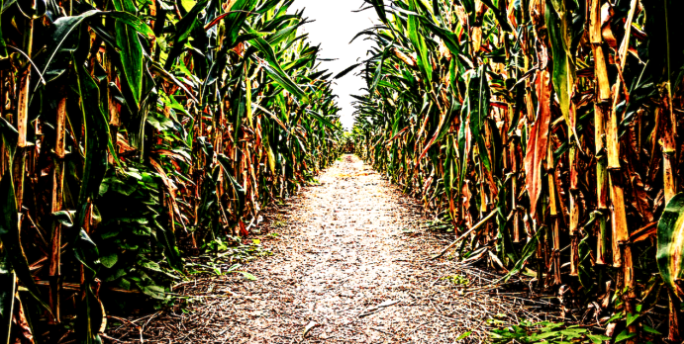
[107,155,549,344]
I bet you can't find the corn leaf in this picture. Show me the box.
[657,192,684,298]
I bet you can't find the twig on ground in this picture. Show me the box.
[430,210,498,260]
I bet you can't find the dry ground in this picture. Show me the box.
[108,155,553,344]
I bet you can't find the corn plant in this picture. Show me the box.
[351,0,684,342]
[0,0,342,341]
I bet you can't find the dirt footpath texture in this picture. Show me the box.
[108,155,548,344]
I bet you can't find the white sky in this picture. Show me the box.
[288,0,377,130]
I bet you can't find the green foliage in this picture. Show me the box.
[490,321,610,344]
[657,192,684,298]
[0,264,15,344]
[0,0,342,340]
[440,274,469,286]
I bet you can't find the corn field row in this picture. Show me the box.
[0,0,342,341]
[351,0,684,342]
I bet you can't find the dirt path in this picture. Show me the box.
[109,155,539,343]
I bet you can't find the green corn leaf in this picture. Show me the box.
[657,192,684,297]
[0,172,51,314]
[497,180,518,263]
[369,48,388,95]
[72,59,113,271]
[40,10,102,86]
[545,3,569,117]
[468,68,492,172]
[250,36,310,104]
[268,24,298,46]
[152,218,183,272]
[107,11,155,37]
[217,154,246,217]
[419,17,461,57]
[111,0,145,107]
[76,282,105,343]
[307,110,336,129]
[223,0,258,49]
[73,61,111,209]
[407,0,433,85]
[456,101,467,194]
[369,0,387,23]
[503,228,543,282]
[0,0,6,58]
[255,0,280,14]
[0,265,15,344]
[0,118,17,158]
[164,0,209,69]
[479,0,513,32]
[335,62,364,79]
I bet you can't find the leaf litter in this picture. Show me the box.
[107,155,557,343]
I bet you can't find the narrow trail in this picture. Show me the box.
[110,155,541,343]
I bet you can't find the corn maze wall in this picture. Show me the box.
[0,0,342,341]
[352,0,684,342]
